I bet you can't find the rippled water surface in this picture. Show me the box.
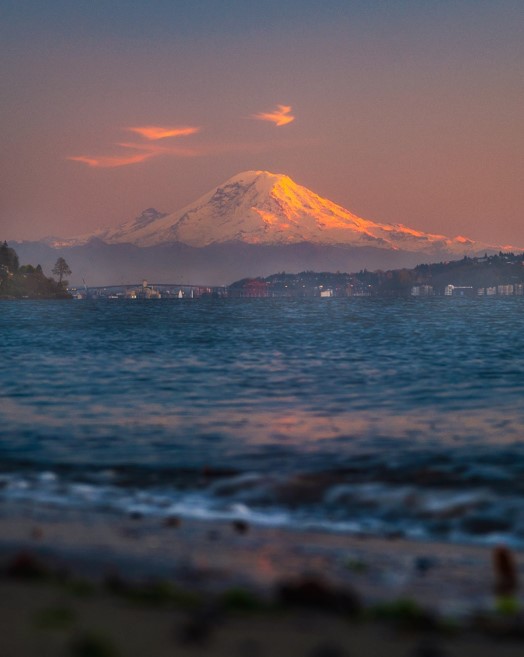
[2,297,524,543]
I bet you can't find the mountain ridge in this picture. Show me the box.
[15,170,521,285]
[45,170,512,256]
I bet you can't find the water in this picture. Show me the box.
[2,297,524,545]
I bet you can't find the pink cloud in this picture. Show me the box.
[252,104,295,126]
[67,151,158,168]
[67,109,300,169]
[125,125,201,140]
[67,126,200,168]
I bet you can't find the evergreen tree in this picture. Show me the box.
[52,257,72,285]
[0,241,19,272]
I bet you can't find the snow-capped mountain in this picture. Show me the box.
[24,170,519,285]
[47,208,167,248]
[52,171,502,256]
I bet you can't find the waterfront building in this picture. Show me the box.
[411,285,433,297]
[444,285,474,297]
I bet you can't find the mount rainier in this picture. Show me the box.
[14,171,515,285]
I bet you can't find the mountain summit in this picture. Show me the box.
[16,171,521,285]
[61,171,499,256]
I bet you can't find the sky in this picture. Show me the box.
[1,0,523,246]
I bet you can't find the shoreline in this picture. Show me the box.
[0,502,519,613]
[3,503,524,655]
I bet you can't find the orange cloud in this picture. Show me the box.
[125,125,200,140]
[67,111,302,168]
[116,142,167,152]
[252,104,295,126]
[118,141,202,157]
[68,139,207,167]
[67,151,158,168]
[67,123,202,168]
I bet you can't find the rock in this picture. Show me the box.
[164,515,181,528]
[493,545,518,597]
[232,519,249,534]
[411,640,446,657]
[276,575,361,615]
[103,572,129,595]
[31,527,43,540]
[308,643,348,657]
[207,529,221,541]
[70,631,121,657]
[461,514,510,535]
[414,556,438,575]
[176,607,220,646]
[6,552,47,579]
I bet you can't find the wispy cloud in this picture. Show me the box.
[118,142,200,157]
[68,134,306,168]
[125,125,201,140]
[68,125,201,168]
[68,108,297,169]
[67,151,158,169]
[252,104,295,127]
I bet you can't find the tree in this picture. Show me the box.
[52,257,72,286]
[0,241,19,273]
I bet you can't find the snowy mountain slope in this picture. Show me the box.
[45,208,168,248]
[49,171,510,256]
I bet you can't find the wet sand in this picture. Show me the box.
[1,502,524,656]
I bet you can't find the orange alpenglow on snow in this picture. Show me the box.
[56,170,510,257]
[252,104,295,126]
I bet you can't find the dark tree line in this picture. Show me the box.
[0,242,72,299]
[229,252,524,297]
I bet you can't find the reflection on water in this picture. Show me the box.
[2,297,524,467]
[2,297,524,543]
